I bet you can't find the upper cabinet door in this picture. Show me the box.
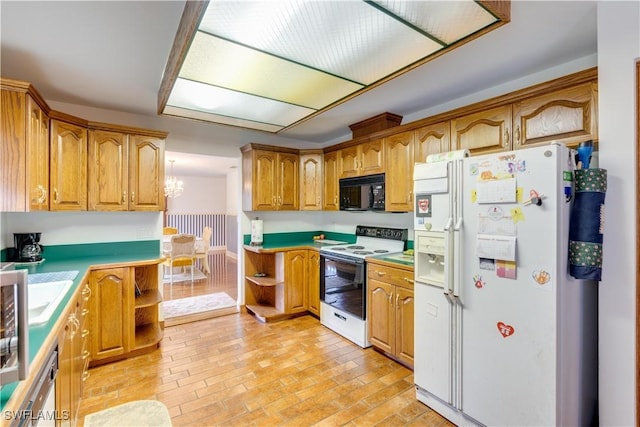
[27,96,49,211]
[414,121,450,163]
[451,105,513,155]
[360,139,385,176]
[385,131,414,212]
[323,151,339,211]
[252,149,278,210]
[277,152,299,211]
[338,145,360,178]
[129,135,165,211]
[88,129,128,211]
[299,151,322,211]
[512,82,598,149]
[50,119,87,211]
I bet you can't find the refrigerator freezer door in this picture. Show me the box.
[414,281,454,405]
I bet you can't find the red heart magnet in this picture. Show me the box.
[497,322,515,338]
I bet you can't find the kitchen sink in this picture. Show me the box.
[28,280,73,325]
[27,270,78,326]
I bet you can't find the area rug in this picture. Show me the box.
[163,292,236,318]
[84,400,171,426]
[162,267,206,284]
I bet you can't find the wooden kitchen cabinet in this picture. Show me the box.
[323,150,339,210]
[367,261,415,368]
[307,250,320,317]
[0,79,50,212]
[338,139,385,178]
[89,261,162,365]
[57,282,91,427]
[50,113,88,211]
[299,150,323,211]
[88,125,166,211]
[244,247,318,322]
[451,105,513,155]
[285,250,308,314]
[385,131,414,212]
[242,144,299,211]
[414,121,450,162]
[512,82,598,149]
[89,267,131,361]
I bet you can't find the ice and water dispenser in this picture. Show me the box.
[414,231,446,287]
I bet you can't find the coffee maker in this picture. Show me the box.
[12,233,44,262]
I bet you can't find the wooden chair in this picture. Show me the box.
[195,226,212,274]
[163,227,178,235]
[163,234,196,286]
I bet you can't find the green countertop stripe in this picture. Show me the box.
[242,231,413,250]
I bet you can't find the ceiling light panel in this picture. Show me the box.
[167,78,315,126]
[179,32,364,109]
[199,0,443,85]
[372,0,499,45]
[163,105,285,133]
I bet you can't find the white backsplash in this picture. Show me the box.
[1,211,163,249]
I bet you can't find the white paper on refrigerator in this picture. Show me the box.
[476,234,516,261]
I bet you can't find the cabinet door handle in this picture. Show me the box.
[504,129,510,147]
[376,271,386,277]
[36,184,47,204]
[130,191,135,203]
[272,195,276,205]
[122,191,126,204]
[403,277,414,284]
[515,125,521,145]
[53,188,59,204]
[395,294,400,309]
[82,284,92,298]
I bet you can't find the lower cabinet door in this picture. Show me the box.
[368,279,395,355]
[395,286,415,367]
[90,267,132,360]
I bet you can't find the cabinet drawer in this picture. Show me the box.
[367,264,414,289]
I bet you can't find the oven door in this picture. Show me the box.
[320,252,366,320]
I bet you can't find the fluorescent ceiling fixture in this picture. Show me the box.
[158,1,510,134]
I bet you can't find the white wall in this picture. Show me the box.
[165,175,227,214]
[597,2,640,425]
[2,211,163,247]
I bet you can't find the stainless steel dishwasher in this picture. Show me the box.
[10,344,58,427]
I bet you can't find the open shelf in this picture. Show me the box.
[134,323,163,350]
[245,304,288,323]
[135,289,162,308]
[245,275,283,287]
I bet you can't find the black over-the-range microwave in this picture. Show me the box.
[339,173,385,211]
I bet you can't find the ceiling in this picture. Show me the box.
[0,1,598,177]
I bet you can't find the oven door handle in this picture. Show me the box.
[320,252,365,264]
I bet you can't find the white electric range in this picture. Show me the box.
[319,225,408,347]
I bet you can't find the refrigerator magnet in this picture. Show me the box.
[496,260,517,279]
[473,274,486,288]
[415,194,432,217]
[532,269,551,285]
[497,322,515,338]
[510,207,525,223]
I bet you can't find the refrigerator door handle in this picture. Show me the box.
[454,217,463,230]
[444,217,453,231]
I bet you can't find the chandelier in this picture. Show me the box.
[164,160,184,198]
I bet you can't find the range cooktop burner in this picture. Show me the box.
[332,247,347,251]
[347,245,364,249]
[373,249,389,253]
[353,250,373,255]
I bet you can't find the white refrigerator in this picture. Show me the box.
[412,144,598,426]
